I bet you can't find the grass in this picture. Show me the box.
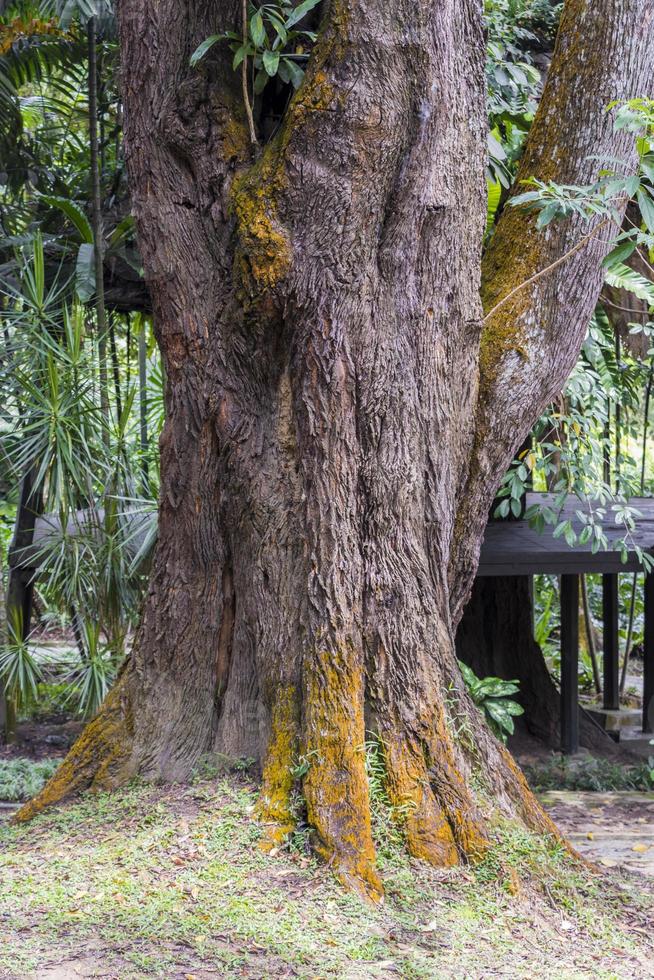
[0,757,61,802]
[1,772,654,979]
[524,753,654,793]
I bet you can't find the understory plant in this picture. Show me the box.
[458,661,524,742]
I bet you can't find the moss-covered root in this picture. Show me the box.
[302,647,383,903]
[255,685,301,850]
[425,711,491,864]
[382,730,459,867]
[13,679,134,823]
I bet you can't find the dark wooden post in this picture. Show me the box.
[561,574,580,754]
[602,573,619,711]
[644,571,654,734]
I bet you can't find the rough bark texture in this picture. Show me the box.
[17,0,654,899]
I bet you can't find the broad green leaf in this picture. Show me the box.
[263,48,280,76]
[285,0,322,30]
[602,240,637,269]
[253,69,269,94]
[282,57,305,89]
[250,11,266,47]
[486,179,502,234]
[637,186,654,233]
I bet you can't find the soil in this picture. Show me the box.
[0,716,83,761]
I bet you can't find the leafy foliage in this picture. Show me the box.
[458,661,524,742]
[190,0,321,96]
[525,753,654,792]
[0,756,60,801]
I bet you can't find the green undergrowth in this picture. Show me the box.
[0,757,61,802]
[1,774,653,979]
[525,753,654,793]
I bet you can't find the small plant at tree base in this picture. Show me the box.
[364,734,416,859]
[458,661,524,743]
[289,748,321,780]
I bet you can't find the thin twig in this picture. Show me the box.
[599,294,650,318]
[483,218,611,323]
[242,0,258,145]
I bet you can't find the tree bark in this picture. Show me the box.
[16,0,654,900]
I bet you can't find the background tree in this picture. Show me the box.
[15,0,654,901]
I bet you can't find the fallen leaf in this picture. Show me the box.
[632,843,649,853]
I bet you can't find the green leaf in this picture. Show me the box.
[484,700,515,735]
[285,0,322,30]
[190,34,225,67]
[262,48,280,76]
[107,214,135,251]
[641,153,654,184]
[536,201,561,229]
[75,242,95,303]
[477,678,520,698]
[253,69,269,94]
[39,195,93,243]
[232,44,248,71]
[486,179,502,234]
[250,11,266,48]
[602,240,637,269]
[502,700,524,717]
[637,186,654,233]
[604,262,654,304]
[281,57,305,89]
[458,660,482,697]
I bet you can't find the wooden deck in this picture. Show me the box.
[478,493,654,754]
[478,493,654,576]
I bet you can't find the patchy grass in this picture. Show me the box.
[0,757,61,802]
[1,774,653,979]
[525,753,654,793]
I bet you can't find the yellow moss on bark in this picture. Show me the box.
[230,166,292,294]
[13,681,133,823]
[228,40,339,298]
[255,684,300,849]
[382,730,459,866]
[424,704,491,863]
[302,644,383,902]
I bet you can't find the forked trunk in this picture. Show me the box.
[17,0,654,900]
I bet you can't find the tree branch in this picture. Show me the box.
[449,0,654,621]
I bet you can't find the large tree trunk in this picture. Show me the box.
[17,0,654,900]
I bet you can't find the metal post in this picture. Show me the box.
[644,572,654,734]
[602,573,619,711]
[561,575,580,754]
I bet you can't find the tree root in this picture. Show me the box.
[13,675,134,823]
[302,645,384,902]
[382,728,459,866]
[254,684,300,850]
